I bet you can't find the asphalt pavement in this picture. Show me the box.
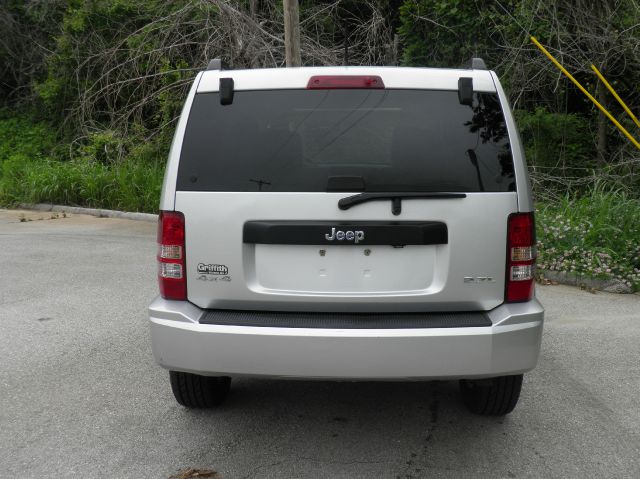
[1,208,639,478]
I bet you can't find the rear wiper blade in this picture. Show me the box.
[338,192,466,216]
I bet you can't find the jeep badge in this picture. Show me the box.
[325,227,364,243]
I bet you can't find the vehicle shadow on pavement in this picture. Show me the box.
[172,378,515,478]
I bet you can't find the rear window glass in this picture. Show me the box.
[177,89,515,192]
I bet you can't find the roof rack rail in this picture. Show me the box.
[206,58,223,71]
[464,57,488,70]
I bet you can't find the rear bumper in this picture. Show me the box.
[148,297,543,380]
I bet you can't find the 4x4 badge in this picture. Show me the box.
[325,227,365,243]
[464,276,495,283]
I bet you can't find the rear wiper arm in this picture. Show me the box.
[338,192,466,216]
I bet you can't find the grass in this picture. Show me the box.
[536,185,640,291]
[1,156,164,212]
[0,113,164,213]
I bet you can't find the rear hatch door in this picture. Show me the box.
[175,84,517,312]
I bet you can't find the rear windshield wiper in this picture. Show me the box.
[338,192,466,216]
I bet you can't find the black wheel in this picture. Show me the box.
[169,371,231,408]
[459,374,523,416]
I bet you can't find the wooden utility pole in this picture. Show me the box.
[283,0,301,67]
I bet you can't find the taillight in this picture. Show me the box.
[505,213,536,302]
[306,75,385,89]
[157,211,186,300]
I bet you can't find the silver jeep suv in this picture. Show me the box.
[149,59,543,415]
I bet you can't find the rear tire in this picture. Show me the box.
[459,374,523,416]
[169,371,231,408]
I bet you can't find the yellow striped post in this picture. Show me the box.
[530,36,640,150]
[590,64,640,130]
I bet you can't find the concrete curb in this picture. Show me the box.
[19,203,158,223]
[539,269,634,294]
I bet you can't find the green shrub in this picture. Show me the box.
[398,0,491,67]
[516,107,593,172]
[77,130,125,165]
[0,113,60,162]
